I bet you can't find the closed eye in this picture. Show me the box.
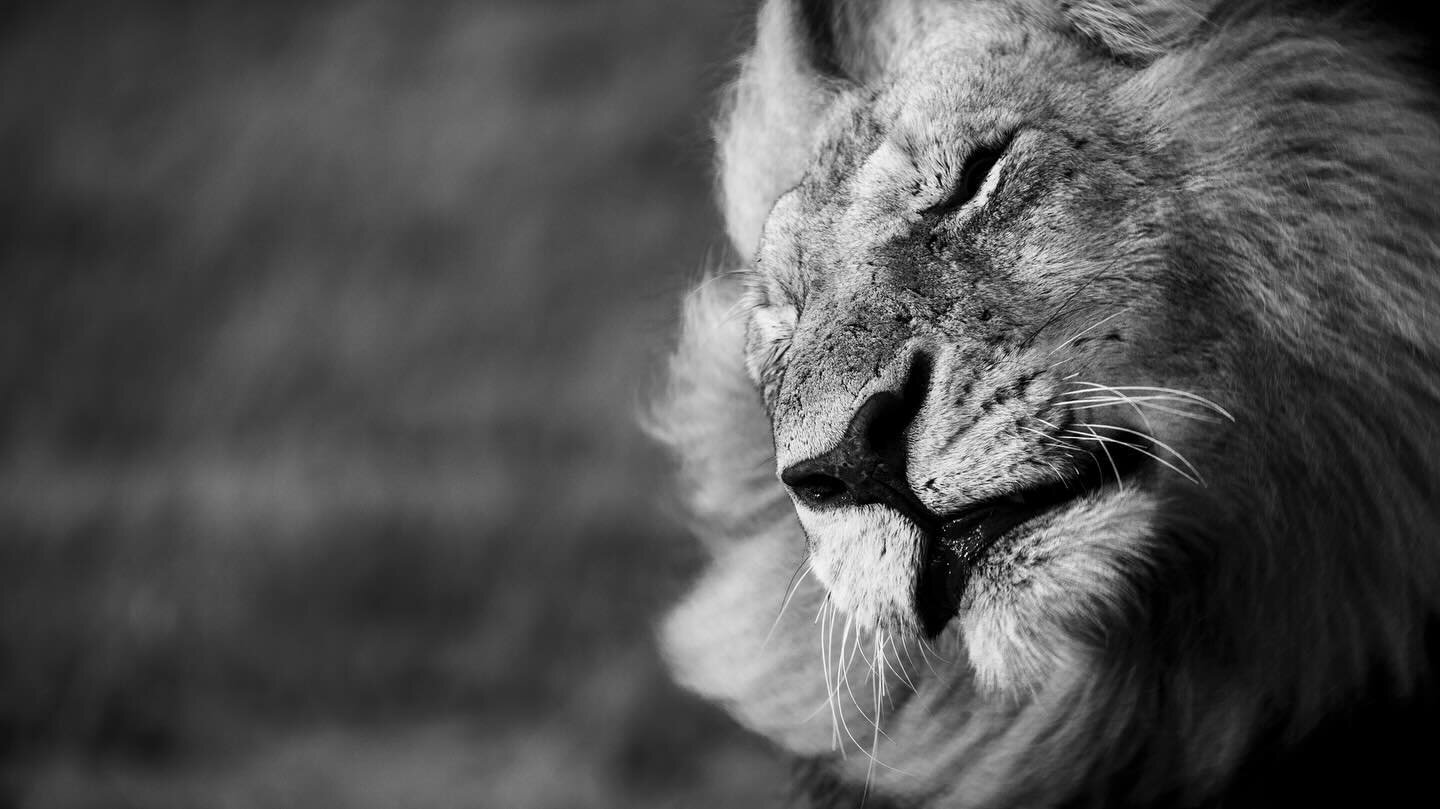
[924,136,1013,217]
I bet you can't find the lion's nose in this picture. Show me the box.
[779,353,936,525]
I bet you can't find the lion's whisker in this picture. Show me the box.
[1064,397,1226,424]
[1059,390,1228,424]
[834,613,865,755]
[867,634,883,799]
[894,633,920,681]
[1060,383,1235,421]
[1021,255,1128,350]
[1020,427,1083,480]
[1064,427,1202,486]
[835,626,906,773]
[1072,422,1205,485]
[764,559,813,649]
[819,600,844,751]
[1044,307,1131,357]
[898,631,940,679]
[1056,387,1155,432]
[1066,423,1125,491]
[882,632,917,693]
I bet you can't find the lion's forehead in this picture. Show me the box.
[776,31,1103,261]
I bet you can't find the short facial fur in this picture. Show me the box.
[655,1,1440,806]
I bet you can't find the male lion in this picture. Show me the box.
[654,0,1440,806]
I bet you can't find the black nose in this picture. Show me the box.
[779,353,938,530]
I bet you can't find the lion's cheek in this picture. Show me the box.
[798,503,926,634]
[960,489,1160,697]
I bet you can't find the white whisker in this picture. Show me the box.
[1066,423,1125,491]
[1072,422,1205,485]
[820,600,843,751]
[1064,397,1225,424]
[1035,417,1103,477]
[764,560,812,649]
[1044,308,1130,357]
[881,632,916,693]
[834,613,862,756]
[1064,426,1202,486]
[1052,389,1155,431]
[1060,382,1235,421]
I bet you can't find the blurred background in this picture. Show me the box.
[0,0,790,806]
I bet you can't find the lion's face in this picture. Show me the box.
[743,12,1236,692]
[660,0,1440,805]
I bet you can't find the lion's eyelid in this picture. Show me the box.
[924,132,1016,217]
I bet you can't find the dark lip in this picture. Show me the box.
[913,442,1148,639]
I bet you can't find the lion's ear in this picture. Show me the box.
[719,0,917,258]
[1060,0,1219,62]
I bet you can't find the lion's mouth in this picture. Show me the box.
[914,441,1148,638]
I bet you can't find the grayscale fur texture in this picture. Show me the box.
[653,0,1440,805]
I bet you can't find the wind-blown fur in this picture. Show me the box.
[655,1,1440,806]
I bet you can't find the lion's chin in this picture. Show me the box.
[797,503,927,635]
[802,488,1160,697]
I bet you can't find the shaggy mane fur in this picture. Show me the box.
[655,1,1440,806]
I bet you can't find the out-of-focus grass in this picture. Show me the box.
[0,1,788,806]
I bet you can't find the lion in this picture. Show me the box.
[653,0,1440,806]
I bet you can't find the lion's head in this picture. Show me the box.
[655,1,1440,805]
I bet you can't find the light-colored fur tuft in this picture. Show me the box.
[1062,0,1217,61]
[648,276,787,548]
[717,2,838,259]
